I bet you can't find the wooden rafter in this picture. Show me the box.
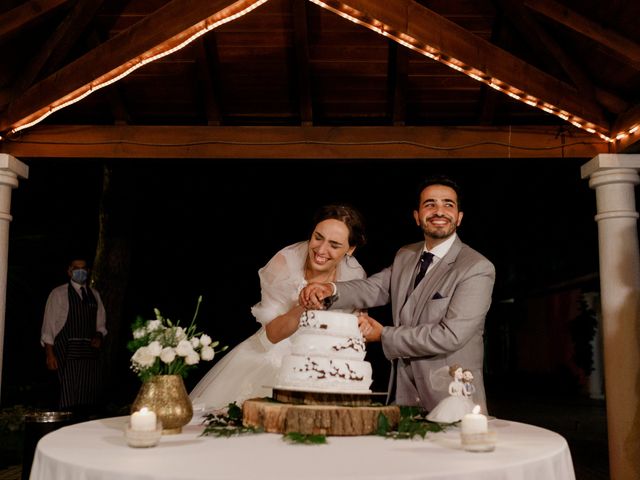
[330,0,609,133]
[387,40,408,126]
[0,0,616,138]
[194,37,223,126]
[0,0,268,134]
[497,0,626,115]
[524,0,640,66]
[12,0,107,99]
[292,0,313,125]
[0,0,69,41]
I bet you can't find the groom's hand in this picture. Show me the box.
[358,313,383,342]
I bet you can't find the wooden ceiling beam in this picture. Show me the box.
[0,124,609,159]
[291,0,313,125]
[0,0,267,134]
[194,37,223,126]
[0,0,69,41]
[332,0,609,132]
[478,7,504,125]
[85,30,130,125]
[387,40,408,126]
[499,0,593,97]
[524,0,640,66]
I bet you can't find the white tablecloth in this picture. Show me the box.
[30,416,576,480]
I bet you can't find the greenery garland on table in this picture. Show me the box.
[377,406,447,439]
[200,403,447,443]
[201,402,264,437]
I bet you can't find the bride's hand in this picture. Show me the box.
[299,283,333,309]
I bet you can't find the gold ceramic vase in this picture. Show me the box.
[131,375,193,434]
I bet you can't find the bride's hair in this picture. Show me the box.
[311,204,367,249]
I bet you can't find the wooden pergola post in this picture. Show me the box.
[581,153,640,480]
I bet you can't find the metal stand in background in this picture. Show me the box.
[21,411,73,480]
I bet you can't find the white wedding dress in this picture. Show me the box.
[189,241,366,415]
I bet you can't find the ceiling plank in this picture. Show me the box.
[524,0,640,66]
[332,0,609,132]
[1,124,609,159]
[0,0,69,41]
[0,0,268,134]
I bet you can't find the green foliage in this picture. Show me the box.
[201,402,264,437]
[282,432,327,444]
[376,406,446,439]
[200,402,444,443]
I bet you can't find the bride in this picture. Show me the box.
[189,204,367,413]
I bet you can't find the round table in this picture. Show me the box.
[29,416,576,480]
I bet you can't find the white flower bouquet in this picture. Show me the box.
[128,296,227,382]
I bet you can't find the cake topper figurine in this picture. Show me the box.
[426,364,475,423]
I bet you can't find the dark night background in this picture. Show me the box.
[2,156,601,410]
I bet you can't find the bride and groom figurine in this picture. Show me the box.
[426,364,476,423]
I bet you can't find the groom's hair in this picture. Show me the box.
[415,174,463,210]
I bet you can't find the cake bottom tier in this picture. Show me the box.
[275,355,372,393]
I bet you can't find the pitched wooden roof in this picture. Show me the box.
[1,0,639,158]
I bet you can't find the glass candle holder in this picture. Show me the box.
[125,419,163,448]
[460,430,496,452]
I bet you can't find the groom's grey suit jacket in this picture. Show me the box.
[332,237,495,413]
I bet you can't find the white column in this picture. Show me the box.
[581,153,640,480]
[0,154,29,400]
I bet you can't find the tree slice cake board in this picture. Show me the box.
[243,389,399,436]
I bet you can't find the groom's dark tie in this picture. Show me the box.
[414,252,434,288]
[81,286,88,302]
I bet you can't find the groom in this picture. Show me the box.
[299,174,495,414]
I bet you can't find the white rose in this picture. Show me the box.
[147,341,162,357]
[176,339,194,356]
[131,346,156,367]
[160,347,176,364]
[146,320,162,332]
[174,327,186,341]
[199,334,212,346]
[190,337,200,348]
[200,345,215,361]
[185,351,200,365]
[133,328,145,339]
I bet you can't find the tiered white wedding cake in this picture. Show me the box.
[275,310,373,393]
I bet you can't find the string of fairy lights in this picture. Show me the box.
[1,0,637,145]
[308,0,637,144]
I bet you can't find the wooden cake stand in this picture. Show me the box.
[242,388,400,436]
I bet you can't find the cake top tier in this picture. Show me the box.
[299,310,361,338]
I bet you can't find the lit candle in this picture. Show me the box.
[461,405,487,435]
[130,407,157,431]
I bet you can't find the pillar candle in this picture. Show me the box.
[131,407,157,431]
[461,405,487,435]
